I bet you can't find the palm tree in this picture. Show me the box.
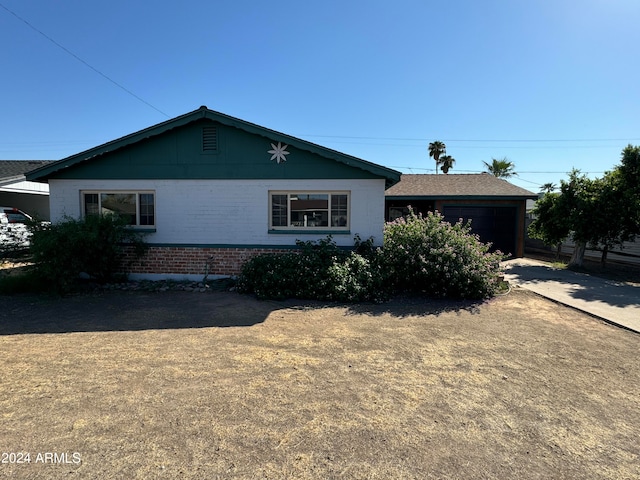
[439,155,455,174]
[483,157,516,178]
[540,182,557,193]
[428,141,446,174]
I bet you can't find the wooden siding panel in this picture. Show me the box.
[47,121,380,181]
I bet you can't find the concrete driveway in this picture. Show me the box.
[503,258,640,333]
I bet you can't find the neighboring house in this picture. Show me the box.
[385,173,537,257]
[27,106,400,280]
[0,160,55,220]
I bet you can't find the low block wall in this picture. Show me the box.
[122,245,287,278]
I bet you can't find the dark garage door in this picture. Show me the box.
[443,206,517,256]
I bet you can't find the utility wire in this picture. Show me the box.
[313,141,624,150]
[0,2,170,118]
[297,134,640,144]
[387,166,606,175]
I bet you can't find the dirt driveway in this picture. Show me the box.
[1,288,638,479]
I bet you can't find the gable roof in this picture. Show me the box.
[0,160,56,187]
[385,174,537,199]
[26,106,400,187]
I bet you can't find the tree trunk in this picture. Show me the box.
[568,241,586,267]
[555,243,562,260]
[600,245,608,267]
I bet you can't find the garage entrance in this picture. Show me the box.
[443,206,517,256]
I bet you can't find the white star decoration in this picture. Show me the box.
[268,142,290,164]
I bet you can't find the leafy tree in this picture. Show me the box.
[616,144,640,240]
[440,154,455,174]
[529,170,596,267]
[584,173,622,265]
[532,170,621,267]
[428,141,446,174]
[529,146,640,268]
[585,146,640,265]
[528,192,569,259]
[558,170,601,267]
[483,157,517,178]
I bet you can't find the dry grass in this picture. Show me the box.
[1,289,639,479]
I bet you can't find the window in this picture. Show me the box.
[82,191,155,227]
[269,192,349,230]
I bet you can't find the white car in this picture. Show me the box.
[0,207,34,248]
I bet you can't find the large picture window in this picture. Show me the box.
[82,191,155,227]
[270,192,349,230]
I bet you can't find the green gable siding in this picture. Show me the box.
[46,120,380,181]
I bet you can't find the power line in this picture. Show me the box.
[0,2,170,118]
[320,141,623,150]
[435,138,639,143]
[515,177,546,187]
[387,166,606,175]
[297,134,640,144]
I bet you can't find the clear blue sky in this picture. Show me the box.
[1,0,639,191]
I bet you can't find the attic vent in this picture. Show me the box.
[202,126,218,151]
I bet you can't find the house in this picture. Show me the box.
[0,160,55,220]
[385,173,538,257]
[26,106,400,280]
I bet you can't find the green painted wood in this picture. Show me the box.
[42,121,381,180]
[26,107,400,184]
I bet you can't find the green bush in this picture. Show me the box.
[382,210,504,299]
[327,251,387,302]
[29,215,148,293]
[238,211,504,302]
[236,251,302,300]
[237,236,388,302]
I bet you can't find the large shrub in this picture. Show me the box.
[382,210,504,299]
[29,215,147,292]
[237,236,387,302]
[239,212,504,302]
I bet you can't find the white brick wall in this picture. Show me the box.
[48,178,387,246]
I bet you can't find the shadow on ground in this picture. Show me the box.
[344,295,485,318]
[1,290,486,335]
[0,291,279,335]
[504,263,640,308]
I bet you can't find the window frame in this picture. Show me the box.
[268,190,350,232]
[80,190,156,229]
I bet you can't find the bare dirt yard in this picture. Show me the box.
[1,288,639,479]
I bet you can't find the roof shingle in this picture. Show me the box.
[0,160,56,180]
[385,174,537,198]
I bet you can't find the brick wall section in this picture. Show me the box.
[121,245,287,276]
